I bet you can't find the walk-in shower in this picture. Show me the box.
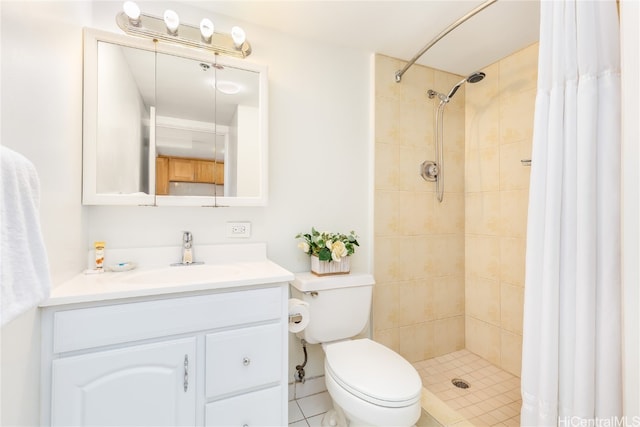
[423,72,486,202]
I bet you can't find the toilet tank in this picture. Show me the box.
[290,272,375,344]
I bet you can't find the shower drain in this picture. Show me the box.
[451,378,470,389]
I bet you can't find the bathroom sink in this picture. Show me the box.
[120,264,242,286]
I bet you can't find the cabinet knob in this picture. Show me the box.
[242,357,251,366]
[243,424,249,427]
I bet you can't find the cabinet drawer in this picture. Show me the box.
[205,386,282,427]
[206,323,282,398]
[54,287,282,353]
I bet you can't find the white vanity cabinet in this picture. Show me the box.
[40,284,288,426]
[51,337,197,425]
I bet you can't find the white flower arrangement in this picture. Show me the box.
[295,228,359,262]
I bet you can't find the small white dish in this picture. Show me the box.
[108,262,138,272]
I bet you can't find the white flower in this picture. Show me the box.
[295,228,358,261]
[330,241,348,262]
[298,241,310,253]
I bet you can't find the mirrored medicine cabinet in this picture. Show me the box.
[82,28,268,207]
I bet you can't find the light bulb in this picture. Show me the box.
[231,26,246,48]
[123,1,140,26]
[200,18,214,42]
[163,9,180,34]
[216,81,241,95]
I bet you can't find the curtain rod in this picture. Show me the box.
[395,0,498,83]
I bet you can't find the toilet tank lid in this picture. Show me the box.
[291,272,375,292]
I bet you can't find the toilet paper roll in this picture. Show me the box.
[288,298,310,333]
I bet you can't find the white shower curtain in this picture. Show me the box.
[520,1,621,426]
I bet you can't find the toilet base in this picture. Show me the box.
[321,401,420,427]
[321,403,375,427]
[324,367,421,427]
[321,408,346,427]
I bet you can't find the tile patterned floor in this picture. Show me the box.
[413,349,522,427]
[288,391,333,426]
[288,378,458,427]
[288,377,333,426]
[288,349,520,427]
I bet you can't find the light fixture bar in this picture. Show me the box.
[116,11,251,58]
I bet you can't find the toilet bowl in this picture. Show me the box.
[322,339,422,427]
[289,273,423,427]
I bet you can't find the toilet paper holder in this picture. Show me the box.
[288,298,310,333]
[289,313,303,324]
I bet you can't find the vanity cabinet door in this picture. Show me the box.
[51,337,196,426]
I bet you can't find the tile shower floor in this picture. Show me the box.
[413,349,522,426]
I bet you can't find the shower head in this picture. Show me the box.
[467,71,486,83]
[446,71,486,99]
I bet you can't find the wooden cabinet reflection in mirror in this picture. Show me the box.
[156,155,224,196]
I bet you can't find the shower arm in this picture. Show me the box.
[447,79,467,99]
[394,0,497,83]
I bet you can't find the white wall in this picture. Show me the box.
[96,43,147,194]
[1,1,90,425]
[1,1,372,423]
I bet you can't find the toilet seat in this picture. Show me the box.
[324,338,422,408]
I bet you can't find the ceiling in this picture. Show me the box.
[187,0,540,77]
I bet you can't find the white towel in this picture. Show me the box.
[1,146,51,326]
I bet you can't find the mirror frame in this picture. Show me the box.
[82,28,269,207]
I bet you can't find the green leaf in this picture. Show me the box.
[318,247,332,261]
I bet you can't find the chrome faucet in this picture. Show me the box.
[170,231,203,266]
[182,231,193,264]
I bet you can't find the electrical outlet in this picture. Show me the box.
[226,222,251,238]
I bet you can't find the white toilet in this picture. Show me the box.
[290,272,422,427]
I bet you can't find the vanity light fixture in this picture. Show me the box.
[231,26,246,48]
[200,18,214,43]
[116,2,252,58]
[163,10,180,35]
[123,1,140,26]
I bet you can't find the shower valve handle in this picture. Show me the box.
[420,160,439,182]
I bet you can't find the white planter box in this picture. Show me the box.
[310,255,351,276]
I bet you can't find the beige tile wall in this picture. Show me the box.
[373,44,538,375]
[465,43,538,377]
[373,55,466,362]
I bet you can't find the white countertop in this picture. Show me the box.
[41,243,295,307]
